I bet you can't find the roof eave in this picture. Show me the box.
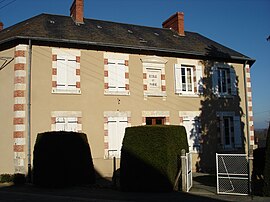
[0,36,255,66]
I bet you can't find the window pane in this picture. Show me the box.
[187,68,192,91]
[224,117,230,145]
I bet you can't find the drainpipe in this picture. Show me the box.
[243,61,251,194]
[27,39,32,182]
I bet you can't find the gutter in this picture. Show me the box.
[27,39,32,182]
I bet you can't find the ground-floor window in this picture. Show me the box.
[217,112,242,149]
[146,117,165,125]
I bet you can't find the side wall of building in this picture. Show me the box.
[0,48,16,173]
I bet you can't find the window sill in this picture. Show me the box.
[175,93,200,98]
[52,89,81,95]
[216,94,235,99]
[104,90,130,96]
[144,92,167,97]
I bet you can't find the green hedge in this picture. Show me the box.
[120,125,188,192]
[33,131,95,187]
[264,124,270,196]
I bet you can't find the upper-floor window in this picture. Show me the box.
[52,48,81,94]
[212,63,237,97]
[104,53,129,95]
[56,117,78,132]
[174,62,203,96]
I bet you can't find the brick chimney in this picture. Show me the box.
[162,12,185,36]
[0,21,3,31]
[70,0,84,24]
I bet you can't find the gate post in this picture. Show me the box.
[181,149,187,192]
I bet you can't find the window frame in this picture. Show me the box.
[52,48,81,94]
[217,112,242,150]
[212,63,237,98]
[174,62,203,96]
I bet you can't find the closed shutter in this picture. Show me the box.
[174,64,181,93]
[196,65,203,94]
[234,116,242,148]
[108,62,117,91]
[57,58,67,90]
[66,117,78,132]
[56,117,66,131]
[117,62,126,91]
[108,117,118,157]
[230,68,237,96]
[118,117,128,154]
[67,59,77,90]
[108,117,128,158]
[211,66,219,96]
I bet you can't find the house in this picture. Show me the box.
[0,0,255,177]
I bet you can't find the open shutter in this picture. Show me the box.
[230,68,237,96]
[196,65,203,95]
[57,58,67,90]
[117,62,126,92]
[233,116,242,148]
[108,61,117,92]
[211,66,219,96]
[67,59,77,90]
[174,64,181,93]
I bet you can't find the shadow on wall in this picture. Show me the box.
[197,45,246,173]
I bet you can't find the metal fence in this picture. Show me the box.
[216,153,249,195]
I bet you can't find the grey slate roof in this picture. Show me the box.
[0,13,255,65]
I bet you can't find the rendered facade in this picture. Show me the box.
[0,0,255,177]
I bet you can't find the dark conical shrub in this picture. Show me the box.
[33,131,95,187]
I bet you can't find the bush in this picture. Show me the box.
[33,131,95,187]
[264,123,270,196]
[0,174,13,183]
[120,125,188,192]
[13,173,26,185]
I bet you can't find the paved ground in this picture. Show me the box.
[0,174,269,202]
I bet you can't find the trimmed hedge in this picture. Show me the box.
[33,131,95,187]
[0,173,25,185]
[120,125,188,192]
[264,124,270,196]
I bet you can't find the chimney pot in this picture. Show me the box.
[0,21,3,31]
[70,0,84,24]
[162,12,185,36]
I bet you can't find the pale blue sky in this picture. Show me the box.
[1,0,269,129]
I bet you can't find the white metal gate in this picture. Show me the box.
[186,152,192,192]
[216,153,249,195]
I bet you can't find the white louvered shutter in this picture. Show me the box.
[196,65,203,94]
[117,61,126,92]
[211,66,219,96]
[118,117,128,157]
[67,59,77,90]
[108,61,117,92]
[66,117,78,132]
[57,57,67,90]
[108,117,128,158]
[230,68,237,96]
[56,117,65,131]
[174,64,181,93]
[233,116,242,148]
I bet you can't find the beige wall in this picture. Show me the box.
[0,48,16,173]
[1,45,249,176]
